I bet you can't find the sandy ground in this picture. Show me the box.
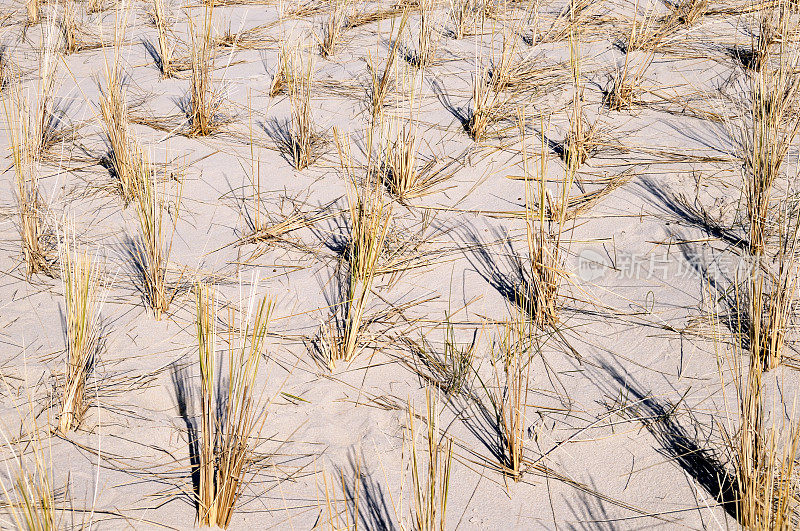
[1,0,799,528]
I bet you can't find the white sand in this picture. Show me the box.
[1,0,798,528]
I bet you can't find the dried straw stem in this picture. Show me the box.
[58,233,101,434]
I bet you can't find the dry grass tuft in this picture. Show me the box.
[131,153,182,320]
[189,4,218,136]
[26,0,40,25]
[562,20,596,169]
[368,11,408,119]
[269,41,293,97]
[623,2,666,53]
[0,46,14,90]
[481,313,530,481]
[604,20,653,111]
[408,388,452,531]
[743,8,799,256]
[319,0,347,58]
[409,315,476,396]
[731,332,800,529]
[467,64,503,142]
[604,71,637,111]
[486,29,517,93]
[57,230,102,434]
[289,52,315,170]
[410,0,437,68]
[519,114,571,327]
[0,418,59,529]
[562,103,598,169]
[381,115,420,200]
[17,18,62,160]
[88,0,106,13]
[195,281,273,528]
[748,202,800,371]
[99,71,145,205]
[152,0,174,77]
[4,88,56,278]
[449,0,480,39]
[739,7,783,72]
[668,0,707,27]
[60,0,80,55]
[331,134,392,366]
[621,0,706,54]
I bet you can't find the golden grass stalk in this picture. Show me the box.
[562,17,596,170]
[748,202,800,371]
[467,64,501,142]
[152,0,174,77]
[738,422,800,529]
[731,329,800,529]
[189,4,216,136]
[485,314,530,480]
[342,182,391,363]
[99,72,144,205]
[605,15,652,111]
[26,0,40,25]
[57,230,102,434]
[18,17,61,160]
[318,466,359,530]
[440,316,475,396]
[736,346,767,528]
[195,281,273,528]
[269,41,292,97]
[4,89,55,279]
[88,0,105,13]
[713,264,800,529]
[132,153,181,320]
[449,0,477,39]
[368,11,408,119]
[669,0,707,26]
[381,116,419,200]
[508,315,530,481]
[212,290,272,528]
[333,135,392,365]
[5,459,56,530]
[320,0,346,58]
[195,281,216,526]
[520,111,569,327]
[289,52,314,170]
[61,0,79,54]
[413,0,436,68]
[744,10,799,256]
[623,1,660,53]
[408,388,452,531]
[0,419,58,529]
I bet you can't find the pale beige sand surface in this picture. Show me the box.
[1,0,799,529]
